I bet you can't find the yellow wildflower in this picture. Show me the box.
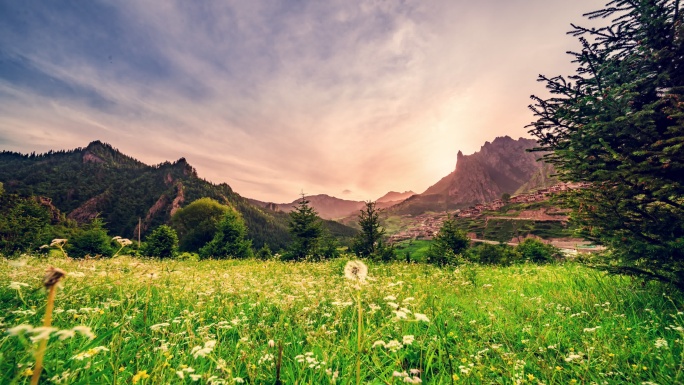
[132,370,150,384]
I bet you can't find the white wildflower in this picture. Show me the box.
[393,310,408,319]
[30,326,57,343]
[72,325,96,339]
[385,339,402,352]
[7,324,33,336]
[191,340,216,358]
[50,239,67,247]
[414,313,430,323]
[655,338,669,349]
[8,282,29,290]
[72,346,109,360]
[403,335,415,345]
[150,323,170,331]
[113,237,133,246]
[54,329,76,340]
[565,353,582,362]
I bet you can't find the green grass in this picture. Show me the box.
[393,240,433,262]
[1,256,683,384]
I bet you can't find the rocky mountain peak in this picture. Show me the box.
[405,136,550,213]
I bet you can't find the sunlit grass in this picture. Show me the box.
[1,256,682,384]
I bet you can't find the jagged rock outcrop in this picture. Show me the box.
[393,136,548,214]
[67,191,111,223]
[436,136,545,204]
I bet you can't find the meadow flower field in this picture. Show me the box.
[1,256,682,384]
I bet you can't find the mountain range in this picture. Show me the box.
[0,141,355,250]
[0,136,554,246]
[249,190,416,220]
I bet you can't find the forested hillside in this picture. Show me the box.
[0,141,297,249]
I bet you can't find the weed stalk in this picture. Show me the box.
[31,267,65,385]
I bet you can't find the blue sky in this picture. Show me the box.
[0,0,597,202]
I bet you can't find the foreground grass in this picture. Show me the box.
[1,257,682,384]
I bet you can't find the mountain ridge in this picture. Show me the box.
[250,192,413,220]
[0,141,294,249]
[392,136,554,215]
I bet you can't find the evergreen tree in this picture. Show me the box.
[353,201,394,260]
[199,208,252,259]
[528,1,684,288]
[0,193,52,255]
[427,215,470,265]
[286,195,323,261]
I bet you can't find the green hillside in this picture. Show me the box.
[0,141,357,250]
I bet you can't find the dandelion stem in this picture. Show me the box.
[356,288,362,385]
[31,282,57,385]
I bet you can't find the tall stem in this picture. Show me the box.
[31,284,56,385]
[356,289,362,385]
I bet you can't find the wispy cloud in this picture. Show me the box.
[0,0,596,201]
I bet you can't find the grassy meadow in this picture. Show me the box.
[1,256,683,384]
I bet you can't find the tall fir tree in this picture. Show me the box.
[528,0,684,288]
[353,201,394,260]
[286,194,323,261]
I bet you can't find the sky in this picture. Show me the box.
[0,0,598,203]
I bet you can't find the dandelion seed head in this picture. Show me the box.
[44,266,66,289]
[344,260,368,282]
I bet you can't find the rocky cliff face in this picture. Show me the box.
[438,136,544,204]
[394,136,547,214]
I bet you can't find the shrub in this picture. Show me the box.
[465,243,521,266]
[171,198,231,252]
[143,225,179,259]
[256,244,273,260]
[67,218,114,258]
[372,241,396,262]
[516,238,562,264]
[321,236,341,260]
